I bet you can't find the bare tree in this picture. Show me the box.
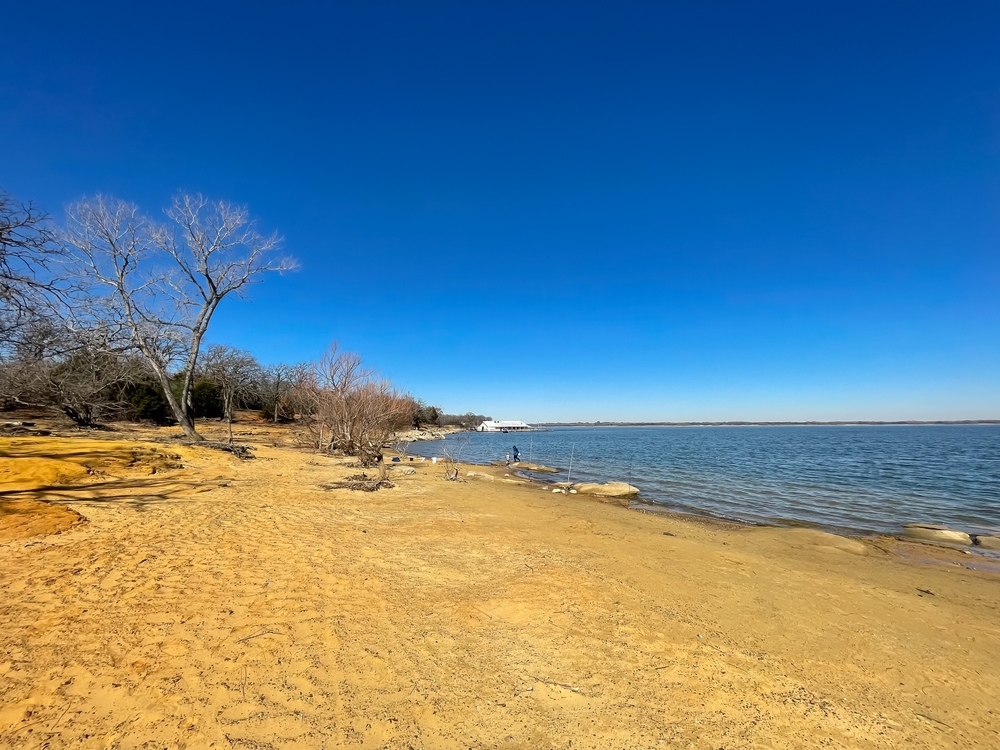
[0,322,138,426]
[0,190,65,343]
[61,193,297,440]
[280,362,315,420]
[262,362,307,423]
[201,344,261,444]
[296,343,414,467]
[441,431,472,481]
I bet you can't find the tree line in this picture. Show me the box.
[411,402,491,430]
[0,188,484,465]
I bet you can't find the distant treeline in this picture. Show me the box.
[412,402,490,429]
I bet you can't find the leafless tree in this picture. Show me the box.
[296,343,414,468]
[261,362,310,423]
[0,322,138,426]
[0,190,66,344]
[441,431,472,481]
[61,193,297,440]
[201,344,261,444]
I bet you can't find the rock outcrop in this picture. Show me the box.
[510,462,559,473]
[782,528,868,556]
[394,426,465,443]
[571,482,639,498]
[975,535,1000,551]
[903,524,973,546]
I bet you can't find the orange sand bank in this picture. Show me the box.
[1,429,998,749]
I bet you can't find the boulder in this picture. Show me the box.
[571,482,639,498]
[975,535,1000,551]
[466,471,494,482]
[904,524,973,546]
[392,466,416,475]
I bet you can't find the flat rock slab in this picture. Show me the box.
[904,524,973,546]
[782,528,868,556]
[976,535,1000,551]
[510,462,559,473]
[571,482,639,498]
[466,471,495,482]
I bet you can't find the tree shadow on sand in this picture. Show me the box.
[0,475,225,511]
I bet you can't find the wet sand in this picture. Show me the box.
[1,424,998,749]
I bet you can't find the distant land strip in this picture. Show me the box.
[536,420,1000,427]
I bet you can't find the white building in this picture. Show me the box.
[477,420,532,432]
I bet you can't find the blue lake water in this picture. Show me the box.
[404,425,1000,537]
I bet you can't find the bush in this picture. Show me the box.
[413,402,441,427]
[121,377,173,424]
[190,378,224,419]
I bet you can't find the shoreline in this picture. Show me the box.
[507,463,1000,564]
[403,444,1000,557]
[2,428,1000,746]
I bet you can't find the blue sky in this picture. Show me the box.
[2,1,998,420]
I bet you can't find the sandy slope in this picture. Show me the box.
[1,428,998,749]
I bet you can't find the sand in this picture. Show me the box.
[1,422,999,749]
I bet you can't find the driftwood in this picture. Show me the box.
[0,425,51,437]
[201,441,256,460]
[235,629,281,644]
[320,474,396,492]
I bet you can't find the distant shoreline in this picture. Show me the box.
[536,420,1000,427]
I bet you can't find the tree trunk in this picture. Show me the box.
[176,411,202,441]
[62,405,94,427]
[148,365,203,441]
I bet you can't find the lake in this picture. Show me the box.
[404,425,1000,537]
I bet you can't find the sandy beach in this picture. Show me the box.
[1,421,999,749]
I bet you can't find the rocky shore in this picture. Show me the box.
[904,523,1000,550]
[392,425,467,443]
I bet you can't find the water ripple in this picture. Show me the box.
[408,425,1000,536]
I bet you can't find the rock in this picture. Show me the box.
[975,535,1000,551]
[571,482,639,498]
[552,488,565,494]
[904,524,973,546]
[568,489,577,494]
[783,529,868,556]
[510,462,559,473]
[392,466,416,475]
[466,471,494,482]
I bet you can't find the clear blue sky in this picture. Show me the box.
[3,1,998,421]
